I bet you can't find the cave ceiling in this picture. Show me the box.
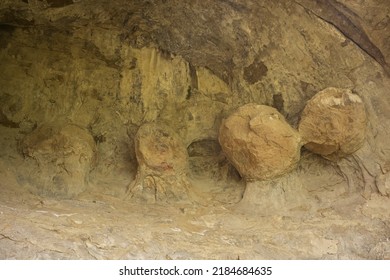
[1,0,389,83]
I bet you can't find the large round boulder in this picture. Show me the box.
[20,122,96,198]
[298,87,367,161]
[218,103,302,181]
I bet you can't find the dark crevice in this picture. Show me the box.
[243,59,268,84]
[0,111,20,128]
[188,63,198,93]
[273,94,284,113]
[46,0,74,9]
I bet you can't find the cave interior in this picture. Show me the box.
[0,0,389,259]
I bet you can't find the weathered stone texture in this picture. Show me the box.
[127,122,191,203]
[238,171,307,215]
[299,87,367,161]
[0,0,390,259]
[219,103,301,181]
[20,122,96,198]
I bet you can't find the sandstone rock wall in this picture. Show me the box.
[0,24,234,196]
[0,0,389,200]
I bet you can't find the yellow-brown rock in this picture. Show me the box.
[298,87,367,161]
[127,122,191,203]
[219,103,302,181]
[20,122,96,198]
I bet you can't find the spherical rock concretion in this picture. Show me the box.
[128,122,190,203]
[218,103,302,181]
[20,122,96,198]
[135,122,189,175]
[298,87,367,161]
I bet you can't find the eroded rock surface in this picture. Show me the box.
[299,87,367,161]
[127,122,191,203]
[376,172,390,197]
[0,0,389,260]
[219,104,301,181]
[20,122,96,198]
[238,171,307,215]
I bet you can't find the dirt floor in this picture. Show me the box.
[0,125,389,260]
[0,179,390,259]
[1,168,390,259]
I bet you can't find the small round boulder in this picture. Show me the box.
[127,122,191,203]
[218,103,301,181]
[298,87,367,161]
[20,122,96,198]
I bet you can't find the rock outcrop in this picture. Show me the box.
[20,122,96,198]
[299,87,367,161]
[1,0,389,199]
[219,103,301,181]
[0,0,389,260]
[126,122,191,203]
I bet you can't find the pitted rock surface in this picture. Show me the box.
[299,87,367,161]
[219,103,301,181]
[20,122,96,198]
[127,122,191,203]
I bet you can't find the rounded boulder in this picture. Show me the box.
[298,87,367,161]
[128,122,190,203]
[20,122,96,198]
[218,103,302,181]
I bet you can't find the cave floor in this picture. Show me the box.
[1,177,389,260]
[0,123,389,259]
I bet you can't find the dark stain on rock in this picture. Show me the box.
[243,59,268,84]
[157,47,173,60]
[0,24,15,49]
[273,94,284,113]
[93,134,106,144]
[189,63,198,92]
[219,0,250,13]
[47,0,74,8]
[300,80,310,92]
[340,39,350,47]
[129,57,137,70]
[186,87,192,100]
[300,80,316,97]
[83,41,120,69]
[0,111,19,128]
[0,11,35,27]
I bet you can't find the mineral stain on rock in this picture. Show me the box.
[272,93,284,113]
[0,0,389,260]
[46,0,74,8]
[243,59,268,84]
